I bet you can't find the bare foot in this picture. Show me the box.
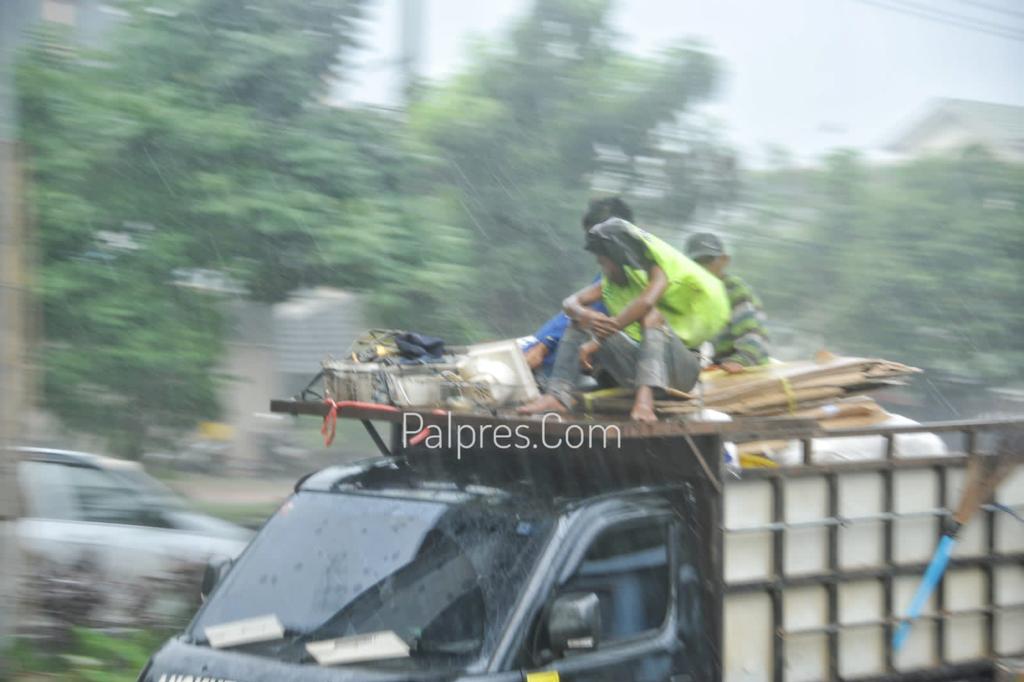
[517,394,570,415]
[630,386,658,422]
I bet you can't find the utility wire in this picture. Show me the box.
[884,0,1024,33]
[849,0,1024,42]
[860,0,1024,38]
[952,0,1024,21]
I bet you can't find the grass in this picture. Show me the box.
[191,500,280,528]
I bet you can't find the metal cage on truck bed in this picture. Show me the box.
[722,419,1024,682]
[270,400,1023,681]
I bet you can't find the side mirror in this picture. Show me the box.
[547,591,601,658]
[200,555,233,602]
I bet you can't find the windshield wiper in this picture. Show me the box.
[413,637,481,657]
[294,635,480,666]
[192,626,309,662]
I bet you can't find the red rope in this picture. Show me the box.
[321,399,401,446]
[407,409,446,446]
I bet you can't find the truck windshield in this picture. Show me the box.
[190,490,553,670]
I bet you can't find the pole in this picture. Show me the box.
[398,0,425,104]
[0,139,26,675]
[0,0,38,666]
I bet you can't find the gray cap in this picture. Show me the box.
[684,232,727,260]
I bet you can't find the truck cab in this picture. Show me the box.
[141,430,723,682]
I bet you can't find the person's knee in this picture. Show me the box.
[642,309,665,329]
[569,319,585,330]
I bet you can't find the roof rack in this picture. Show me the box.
[270,398,1024,454]
[270,398,821,442]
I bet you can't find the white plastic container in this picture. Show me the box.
[722,459,1024,682]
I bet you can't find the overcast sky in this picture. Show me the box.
[337,0,1024,166]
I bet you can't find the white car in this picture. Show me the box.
[15,447,252,613]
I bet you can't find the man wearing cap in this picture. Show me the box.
[518,218,729,421]
[685,232,771,373]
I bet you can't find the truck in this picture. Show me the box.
[138,405,1024,682]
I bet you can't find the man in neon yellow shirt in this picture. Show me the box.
[518,218,729,421]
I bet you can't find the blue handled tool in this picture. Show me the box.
[892,427,1021,653]
[891,531,957,651]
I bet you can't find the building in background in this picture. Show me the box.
[274,288,368,398]
[215,288,367,470]
[887,98,1024,163]
[167,278,367,470]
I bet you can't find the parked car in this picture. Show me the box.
[14,446,253,624]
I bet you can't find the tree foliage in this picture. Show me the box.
[19,0,1019,456]
[17,0,409,455]
[731,148,1024,387]
[380,0,734,339]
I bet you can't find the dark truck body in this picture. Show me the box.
[140,409,1024,682]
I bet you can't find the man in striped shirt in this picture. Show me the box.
[684,232,770,373]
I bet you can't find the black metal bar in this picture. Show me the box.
[984,504,996,659]
[269,399,1024,441]
[360,419,391,457]
[739,455,971,479]
[268,399,819,439]
[935,463,948,665]
[883,435,895,673]
[780,604,1021,634]
[971,426,998,660]
[390,421,404,457]
[814,417,1024,437]
[723,553,1024,593]
[828,659,993,682]
[771,476,785,682]
[710,435,726,682]
[270,398,330,416]
[827,472,839,681]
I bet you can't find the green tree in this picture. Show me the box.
[731,147,1024,391]
[17,0,406,456]
[382,0,733,339]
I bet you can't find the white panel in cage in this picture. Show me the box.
[838,625,884,678]
[995,467,1024,506]
[839,472,883,517]
[995,564,1024,606]
[945,613,986,662]
[839,521,884,570]
[784,477,829,576]
[724,531,773,584]
[944,568,985,612]
[995,511,1024,554]
[725,480,773,530]
[784,526,828,577]
[995,607,1024,656]
[783,633,826,682]
[894,618,936,672]
[839,579,883,625]
[785,477,828,522]
[783,586,827,631]
[894,469,937,513]
[724,593,772,682]
[894,469,940,564]
[895,516,939,564]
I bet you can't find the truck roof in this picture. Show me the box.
[296,445,703,510]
